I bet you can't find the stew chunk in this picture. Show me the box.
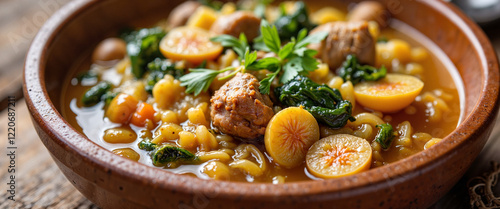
[309,21,375,69]
[210,11,261,40]
[210,73,274,140]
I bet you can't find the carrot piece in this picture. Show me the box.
[130,102,156,127]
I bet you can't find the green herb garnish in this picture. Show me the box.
[178,20,328,96]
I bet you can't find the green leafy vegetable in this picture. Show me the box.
[145,58,184,93]
[273,1,315,40]
[137,138,198,166]
[337,55,387,85]
[375,123,395,150]
[275,75,355,128]
[179,66,236,96]
[138,138,157,151]
[81,81,112,107]
[122,27,166,78]
[151,144,198,166]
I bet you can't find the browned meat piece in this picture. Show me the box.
[210,73,274,140]
[309,21,375,69]
[210,11,261,40]
[349,1,390,28]
[167,1,202,28]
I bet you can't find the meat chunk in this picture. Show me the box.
[349,1,390,28]
[167,1,202,28]
[211,73,274,140]
[210,11,261,40]
[309,21,375,69]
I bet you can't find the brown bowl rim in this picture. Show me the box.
[23,0,500,202]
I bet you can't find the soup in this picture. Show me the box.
[61,0,462,183]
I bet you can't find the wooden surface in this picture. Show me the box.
[1,1,500,208]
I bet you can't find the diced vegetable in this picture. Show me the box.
[81,81,112,107]
[375,123,395,150]
[275,75,355,128]
[187,6,219,30]
[265,107,320,168]
[337,54,387,85]
[306,134,372,178]
[151,144,198,166]
[103,127,138,143]
[273,1,315,40]
[105,93,139,124]
[353,73,424,112]
[130,102,156,127]
[122,27,166,78]
[160,26,223,64]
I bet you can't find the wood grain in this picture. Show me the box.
[1,0,500,208]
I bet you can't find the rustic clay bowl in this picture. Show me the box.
[24,0,500,208]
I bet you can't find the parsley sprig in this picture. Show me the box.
[179,20,328,96]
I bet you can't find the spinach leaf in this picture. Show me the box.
[122,27,166,79]
[275,75,355,128]
[375,123,395,150]
[151,144,198,166]
[138,138,157,151]
[274,1,315,40]
[145,58,184,94]
[337,55,387,85]
[138,138,198,166]
[81,81,112,107]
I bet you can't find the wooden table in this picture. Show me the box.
[1,1,500,208]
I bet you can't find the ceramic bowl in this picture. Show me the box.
[24,0,500,208]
